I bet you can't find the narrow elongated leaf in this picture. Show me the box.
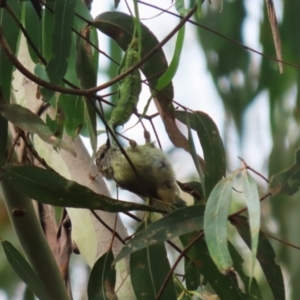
[0,91,7,167]
[0,103,76,156]
[231,216,285,300]
[175,0,189,15]
[114,205,205,263]
[29,0,42,18]
[265,0,283,73]
[74,0,93,25]
[186,113,205,191]
[175,111,226,198]
[204,174,236,273]
[180,234,245,299]
[39,0,76,100]
[41,0,54,61]
[269,148,300,195]
[1,241,48,300]
[58,93,84,138]
[130,222,177,300]
[0,114,7,167]
[46,0,76,85]
[75,25,97,150]
[83,99,97,153]
[197,0,202,17]
[88,250,116,300]
[184,257,201,291]
[156,0,186,91]
[25,1,42,62]
[242,170,260,279]
[228,242,262,299]
[1,164,165,214]
[156,24,185,91]
[0,0,22,100]
[76,26,97,90]
[34,64,50,82]
[64,26,97,148]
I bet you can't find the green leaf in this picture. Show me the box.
[197,0,202,17]
[228,242,262,299]
[58,93,84,138]
[204,174,236,273]
[34,63,50,82]
[114,205,205,263]
[25,1,42,62]
[184,257,201,291]
[88,250,116,300]
[0,0,22,100]
[1,164,165,214]
[83,99,97,153]
[40,0,76,100]
[29,0,42,18]
[0,103,76,156]
[0,113,7,167]
[156,23,185,91]
[186,112,205,193]
[242,169,260,280]
[46,0,76,85]
[75,26,97,90]
[175,111,226,198]
[269,148,300,195]
[175,0,189,15]
[41,0,54,61]
[180,234,245,299]
[74,0,93,25]
[74,25,97,150]
[1,241,49,300]
[231,216,285,300]
[130,222,177,300]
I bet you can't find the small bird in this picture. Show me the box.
[95,132,181,205]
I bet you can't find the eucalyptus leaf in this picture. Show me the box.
[1,164,165,214]
[88,250,116,300]
[1,241,49,300]
[46,0,76,85]
[114,205,205,263]
[204,174,236,273]
[0,103,76,156]
[270,148,300,196]
[180,234,245,299]
[175,111,225,198]
[231,216,285,300]
[130,222,177,300]
[242,169,260,280]
[24,1,42,62]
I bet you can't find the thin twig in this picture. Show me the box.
[90,210,125,244]
[156,232,204,300]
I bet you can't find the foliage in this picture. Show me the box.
[0,0,300,299]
